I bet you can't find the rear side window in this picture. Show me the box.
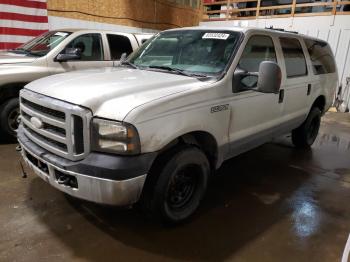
[304,39,336,75]
[280,38,307,78]
[107,34,133,60]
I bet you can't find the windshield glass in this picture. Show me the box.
[12,31,71,57]
[128,30,241,77]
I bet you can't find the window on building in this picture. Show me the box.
[304,39,336,75]
[66,33,103,61]
[107,34,133,60]
[280,37,307,78]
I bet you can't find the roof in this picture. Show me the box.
[163,25,327,42]
[50,28,154,36]
[165,25,248,33]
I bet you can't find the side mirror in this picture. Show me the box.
[232,67,250,93]
[120,52,127,62]
[114,52,127,67]
[256,61,281,94]
[55,48,81,62]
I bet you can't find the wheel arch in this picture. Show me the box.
[311,95,326,114]
[0,83,27,105]
[150,130,219,173]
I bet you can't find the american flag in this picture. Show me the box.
[0,0,48,50]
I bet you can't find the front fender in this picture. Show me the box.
[0,64,49,88]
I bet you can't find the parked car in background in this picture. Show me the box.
[17,26,337,224]
[0,29,153,140]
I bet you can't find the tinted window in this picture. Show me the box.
[66,33,103,61]
[238,35,277,88]
[304,39,336,75]
[280,38,307,78]
[107,34,133,60]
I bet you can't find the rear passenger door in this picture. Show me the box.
[278,37,310,124]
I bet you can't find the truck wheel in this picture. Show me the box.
[141,146,210,224]
[291,107,321,148]
[0,98,20,141]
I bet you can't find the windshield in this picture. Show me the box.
[128,30,241,77]
[11,31,71,57]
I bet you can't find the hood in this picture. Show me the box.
[25,67,204,121]
[0,51,37,64]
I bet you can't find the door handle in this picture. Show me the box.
[279,89,284,103]
[307,84,312,96]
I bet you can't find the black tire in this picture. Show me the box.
[140,146,210,224]
[292,107,321,148]
[0,98,20,141]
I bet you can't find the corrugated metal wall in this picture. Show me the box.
[201,15,350,109]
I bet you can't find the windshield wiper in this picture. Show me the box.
[10,48,28,54]
[10,48,41,56]
[120,61,138,69]
[147,65,208,78]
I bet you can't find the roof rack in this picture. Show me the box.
[265,26,298,34]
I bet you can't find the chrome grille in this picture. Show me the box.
[20,89,92,161]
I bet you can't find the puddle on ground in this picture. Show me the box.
[291,200,321,238]
[251,192,281,205]
[314,133,350,151]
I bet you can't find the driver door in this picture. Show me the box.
[48,33,112,74]
[227,34,284,158]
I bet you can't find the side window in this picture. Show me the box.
[304,39,336,75]
[238,35,277,88]
[107,34,133,60]
[66,33,103,61]
[280,37,307,78]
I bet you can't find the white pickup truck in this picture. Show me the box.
[18,26,338,224]
[0,29,152,139]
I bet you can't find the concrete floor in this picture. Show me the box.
[0,112,350,262]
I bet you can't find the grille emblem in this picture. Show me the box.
[30,117,43,129]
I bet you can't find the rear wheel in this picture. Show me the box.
[140,146,210,224]
[292,107,321,148]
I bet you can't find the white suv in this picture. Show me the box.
[0,29,152,139]
[18,27,338,224]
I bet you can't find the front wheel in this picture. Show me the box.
[292,107,321,148]
[140,146,210,224]
[0,98,20,141]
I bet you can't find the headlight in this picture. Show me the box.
[91,118,140,155]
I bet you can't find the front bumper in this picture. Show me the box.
[18,127,156,206]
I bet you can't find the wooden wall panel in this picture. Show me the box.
[47,0,202,30]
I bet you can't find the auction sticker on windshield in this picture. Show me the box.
[202,33,230,40]
[54,32,69,37]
